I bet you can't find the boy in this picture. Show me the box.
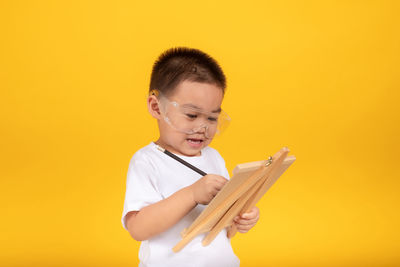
[121,47,260,267]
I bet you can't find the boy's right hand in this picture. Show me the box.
[190,174,228,205]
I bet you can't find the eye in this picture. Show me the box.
[185,113,197,119]
[208,116,218,122]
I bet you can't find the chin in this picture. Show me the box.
[181,147,202,157]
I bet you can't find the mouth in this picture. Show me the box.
[186,138,204,147]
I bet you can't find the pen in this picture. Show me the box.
[155,144,207,176]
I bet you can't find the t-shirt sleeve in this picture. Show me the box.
[220,156,230,180]
[208,147,230,179]
[121,154,163,230]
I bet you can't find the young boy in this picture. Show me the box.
[121,47,260,267]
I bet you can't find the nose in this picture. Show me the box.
[193,124,209,136]
[195,124,207,133]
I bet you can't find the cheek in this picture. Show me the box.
[168,130,188,143]
[159,122,180,141]
[203,138,213,147]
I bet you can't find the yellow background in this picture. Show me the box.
[1,1,399,266]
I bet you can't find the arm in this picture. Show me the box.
[126,186,196,241]
[126,174,227,241]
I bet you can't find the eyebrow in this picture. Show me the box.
[182,103,222,113]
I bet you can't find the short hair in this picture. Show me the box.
[149,47,226,96]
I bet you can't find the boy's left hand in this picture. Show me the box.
[233,206,260,233]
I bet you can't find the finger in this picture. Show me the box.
[240,213,259,222]
[236,224,252,232]
[214,180,227,191]
[235,217,259,226]
[216,177,228,185]
[240,215,259,224]
[206,176,224,187]
[211,188,219,197]
[241,207,259,219]
[214,175,228,184]
[220,176,229,183]
[235,223,253,233]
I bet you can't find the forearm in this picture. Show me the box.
[126,186,197,241]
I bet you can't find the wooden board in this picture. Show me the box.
[226,154,296,239]
[172,147,296,252]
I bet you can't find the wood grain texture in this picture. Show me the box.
[172,147,296,252]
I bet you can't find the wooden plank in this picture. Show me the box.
[203,148,289,245]
[227,155,296,238]
[181,164,269,237]
[172,147,296,252]
[173,165,269,252]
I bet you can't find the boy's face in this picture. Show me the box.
[151,80,224,157]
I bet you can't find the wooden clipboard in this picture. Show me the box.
[173,147,296,252]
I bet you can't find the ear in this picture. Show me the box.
[147,95,162,120]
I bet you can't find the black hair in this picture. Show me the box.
[149,47,226,96]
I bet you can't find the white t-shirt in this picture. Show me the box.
[121,142,240,267]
